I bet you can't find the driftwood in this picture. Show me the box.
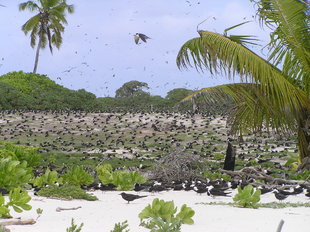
[220,167,310,187]
[276,220,285,232]
[0,218,35,226]
[56,206,81,212]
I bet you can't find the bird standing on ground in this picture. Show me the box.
[134,33,151,44]
[273,189,289,201]
[120,192,147,203]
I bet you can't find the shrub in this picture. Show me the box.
[0,143,41,167]
[32,168,63,188]
[139,198,195,232]
[97,165,146,191]
[233,185,261,209]
[36,185,98,201]
[63,166,94,187]
[110,221,130,232]
[0,187,32,218]
[66,218,84,232]
[0,157,33,190]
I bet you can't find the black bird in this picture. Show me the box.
[207,186,231,197]
[134,33,151,44]
[193,186,208,194]
[273,190,289,201]
[120,192,147,204]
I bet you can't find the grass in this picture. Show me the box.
[36,185,98,201]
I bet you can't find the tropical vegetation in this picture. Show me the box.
[176,0,310,165]
[19,0,74,73]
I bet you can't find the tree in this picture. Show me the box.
[165,88,193,105]
[176,0,310,166]
[19,0,74,73]
[115,81,150,98]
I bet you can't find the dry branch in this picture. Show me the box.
[220,167,310,187]
[0,218,35,226]
[56,206,81,212]
[149,149,203,182]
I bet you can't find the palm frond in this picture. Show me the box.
[182,83,295,134]
[176,31,309,116]
[254,0,310,94]
[224,21,260,47]
[21,14,40,33]
[19,1,39,12]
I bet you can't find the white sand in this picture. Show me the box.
[4,190,310,232]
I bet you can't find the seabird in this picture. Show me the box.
[134,33,151,44]
[120,192,147,204]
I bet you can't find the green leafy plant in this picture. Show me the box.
[110,220,130,232]
[233,185,261,209]
[0,187,32,218]
[36,208,43,220]
[66,218,84,232]
[112,170,146,191]
[97,165,146,191]
[33,168,63,188]
[139,198,195,232]
[63,166,94,187]
[0,157,33,190]
[202,170,232,181]
[284,153,300,171]
[96,164,113,185]
[36,185,98,201]
[0,143,41,167]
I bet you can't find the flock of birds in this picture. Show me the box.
[0,110,307,204]
[117,178,310,203]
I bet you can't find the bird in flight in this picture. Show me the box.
[134,33,151,44]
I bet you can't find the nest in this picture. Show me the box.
[149,149,203,182]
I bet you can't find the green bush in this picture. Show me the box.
[202,170,232,181]
[97,165,146,190]
[66,218,84,232]
[233,185,261,209]
[110,221,130,232]
[0,157,33,190]
[63,166,94,187]
[139,198,195,232]
[0,143,41,167]
[36,185,98,201]
[32,168,63,188]
[0,187,32,218]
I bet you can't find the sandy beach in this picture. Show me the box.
[3,190,310,232]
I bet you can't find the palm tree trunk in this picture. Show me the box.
[33,37,42,74]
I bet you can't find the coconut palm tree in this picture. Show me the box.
[19,0,74,73]
[176,0,310,167]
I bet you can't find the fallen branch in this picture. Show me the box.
[220,167,310,187]
[0,218,35,226]
[276,219,285,232]
[56,206,81,212]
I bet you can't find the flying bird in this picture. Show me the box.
[134,33,151,44]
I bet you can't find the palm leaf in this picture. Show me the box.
[181,83,294,134]
[176,30,309,116]
[254,0,310,94]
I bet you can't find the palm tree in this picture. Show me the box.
[19,0,74,73]
[176,0,310,167]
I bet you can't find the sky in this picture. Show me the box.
[0,0,271,98]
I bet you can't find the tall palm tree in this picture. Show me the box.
[176,0,310,167]
[19,0,74,73]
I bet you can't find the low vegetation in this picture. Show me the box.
[36,185,98,201]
